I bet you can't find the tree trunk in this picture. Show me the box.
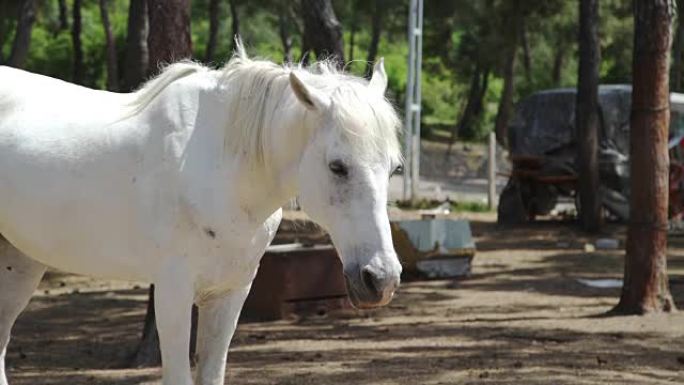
[133,0,195,367]
[449,64,489,147]
[131,285,161,367]
[278,2,294,63]
[613,0,676,315]
[348,3,357,63]
[479,69,490,113]
[58,0,69,30]
[301,0,344,68]
[71,0,84,84]
[205,0,220,62]
[493,41,518,147]
[99,0,119,91]
[230,0,240,52]
[122,0,148,91]
[520,18,532,83]
[147,0,193,75]
[364,0,383,77]
[552,43,566,86]
[671,0,684,91]
[300,36,311,65]
[493,1,521,147]
[576,0,602,232]
[0,2,17,63]
[7,0,36,69]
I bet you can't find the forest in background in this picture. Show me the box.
[0,0,645,141]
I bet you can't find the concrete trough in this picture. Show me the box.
[391,219,476,279]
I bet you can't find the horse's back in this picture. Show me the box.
[0,68,155,278]
[0,66,139,166]
[0,66,131,128]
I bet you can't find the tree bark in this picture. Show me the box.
[364,0,383,77]
[58,0,69,31]
[0,2,18,63]
[230,0,240,52]
[671,0,684,91]
[131,285,161,367]
[7,0,37,69]
[576,0,602,232]
[99,0,119,91]
[122,0,148,91]
[614,0,676,315]
[205,0,220,62]
[71,0,84,84]
[493,40,518,147]
[520,18,532,83]
[300,37,311,65]
[493,0,521,147]
[449,64,489,147]
[132,0,195,367]
[301,0,344,68]
[278,1,294,63]
[552,43,566,86]
[147,0,193,76]
[348,3,357,63]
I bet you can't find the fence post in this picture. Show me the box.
[488,132,497,209]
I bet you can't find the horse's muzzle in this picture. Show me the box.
[343,264,400,309]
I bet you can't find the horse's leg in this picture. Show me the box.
[154,259,194,385]
[194,286,251,385]
[0,239,46,385]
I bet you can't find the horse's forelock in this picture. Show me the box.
[329,85,403,164]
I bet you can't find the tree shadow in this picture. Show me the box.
[8,288,148,373]
[227,320,684,385]
[7,220,684,384]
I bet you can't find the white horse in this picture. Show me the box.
[0,44,402,385]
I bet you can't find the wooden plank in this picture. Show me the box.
[242,244,350,321]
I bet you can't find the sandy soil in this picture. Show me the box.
[6,214,684,385]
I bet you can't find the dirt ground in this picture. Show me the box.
[6,213,684,385]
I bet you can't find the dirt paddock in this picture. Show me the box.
[6,213,684,384]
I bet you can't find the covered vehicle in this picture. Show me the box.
[498,85,684,224]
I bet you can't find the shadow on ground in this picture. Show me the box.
[7,219,684,384]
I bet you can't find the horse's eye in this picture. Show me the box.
[392,165,404,176]
[328,160,349,177]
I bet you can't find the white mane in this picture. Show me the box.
[127,45,403,167]
[125,61,207,118]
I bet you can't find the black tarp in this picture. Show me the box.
[499,85,634,222]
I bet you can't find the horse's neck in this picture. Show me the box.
[165,73,310,225]
[230,96,312,222]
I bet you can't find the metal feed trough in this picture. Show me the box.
[391,219,476,279]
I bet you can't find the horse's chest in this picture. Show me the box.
[192,209,282,300]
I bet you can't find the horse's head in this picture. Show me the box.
[289,60,402,309]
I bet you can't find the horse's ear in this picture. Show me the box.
[289,72,331,111]
[368,57,388,95]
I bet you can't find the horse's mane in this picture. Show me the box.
[128,43,402,167]
[124,61,207,119]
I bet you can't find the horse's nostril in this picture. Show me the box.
[361,267,381,295]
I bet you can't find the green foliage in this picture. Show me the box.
[600,0,633,84]
[395,198,492,213]
[0,0,641,143]
[421,57,460,126]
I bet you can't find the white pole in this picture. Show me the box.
[410,0,423,201]
[488,132,497,209]
[403,0,417,201]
